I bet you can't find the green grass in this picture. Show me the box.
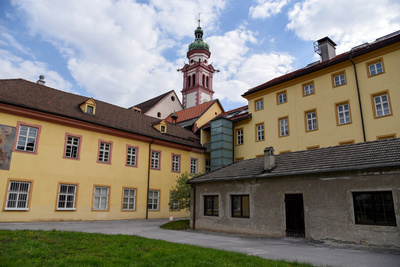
[0,230,314,266]
[160,219,190,230]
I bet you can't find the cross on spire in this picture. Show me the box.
[198,12,201,27]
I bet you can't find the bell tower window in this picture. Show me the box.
[187,76,191,88]
[206,77,209,88]
[202,75,205,86]
[192,74,195,86]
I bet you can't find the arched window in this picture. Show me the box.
[157,112,161,118]
[206,76,209,88]
[202,75,205,86]
[187,76,191,87]
[192,74,195,86]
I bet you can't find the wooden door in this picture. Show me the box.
[285,194,305,238]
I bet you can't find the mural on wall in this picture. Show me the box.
[0,125,16,170]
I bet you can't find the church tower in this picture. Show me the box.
[181,18,216,109]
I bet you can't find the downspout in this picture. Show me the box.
[146,137,156,219]
[191,184,196,230]
[350,53,367,142]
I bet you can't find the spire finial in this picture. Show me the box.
[198,12,201,27]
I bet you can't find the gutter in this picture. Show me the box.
[349,54,367,142]
[191,184,196,230]
[146,137,156,219]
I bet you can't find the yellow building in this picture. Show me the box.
[0,79,205,222]
[236,31,400,159]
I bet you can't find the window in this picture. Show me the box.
[93,186,109,211]
[367,59,384,77]
[57,184,77,210]
[231,195,250,218]
[377,134,396,140]
[204,195,218,216]
[353,191,396,226]
[64,135,80,159]
[277,91,287,104]
[151,151,160,169]
[205,159,211,173]
[5,181,31,210]
[87,106,94,115]
[148,190,159,211]
[160,125,166,133]
[16,124,39,153]
[332,71,346,87]
[126,146,137,167]
[236,129,243,145]
[307,145,320,150]
[190,157,198,174]
[157,112,161,118]
[255,99,263,111]
[303,82,314,96]
[373,92,391,118]
[339,140,355,145]
[172,154,180,172]
[336,102,351,125]
[279,117,289,137]
[170,191,179,211]
[256,123,264,141]
[98,141,112,163]
[122,188,136,211]
[192,74,195,86]
[305,110,317,131]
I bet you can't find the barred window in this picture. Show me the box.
[57,184,77,210]
[5,181,31,210]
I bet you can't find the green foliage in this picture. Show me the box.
[160,219,190,230]
[0,230,314,266]
[169,171,199,212]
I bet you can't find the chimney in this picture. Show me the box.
[315,37,337,62]
[264,146,275,171]
[37,75,46,85]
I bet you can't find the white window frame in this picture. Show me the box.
[93,186,109,210]
[16,125,38,152]
[306,111,317,131]
[334,74,346,86]
[148,190,159,211]
[126,147,137,166]
[236,129,243,145]
[255,100,263,110]
[122,188,136,211]
[369,62,383,76]
[337,103,351,125]
[190,158,198,174]
[57,184,77,210]
[256,124,264,141]
[172,154,180,172]
[5,181,31,210]
[374,94,391,117]
[151,151,160,169]
[280,118,289,136]
[65,136,80,158]
[278,92,287,104]
[304,84,314,96]
[98,142,111,163]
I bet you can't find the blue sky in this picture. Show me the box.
[1,0,399,111]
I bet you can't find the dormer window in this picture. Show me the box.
[161,125,166,133]
[79,98,96,115]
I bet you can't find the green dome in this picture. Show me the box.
[188,26,210,52]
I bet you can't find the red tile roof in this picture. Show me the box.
[165,100,221,123]
[0,79,203,149]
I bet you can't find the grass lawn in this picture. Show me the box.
[0,230,313,266]
[160,219,190,230]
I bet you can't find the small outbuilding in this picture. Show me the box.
[188,138,400,247]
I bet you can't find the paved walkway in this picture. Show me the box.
[1,219,399,267]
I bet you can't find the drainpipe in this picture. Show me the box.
[146,137,156,219]
[191,184,196,230]
[350,53,367,142]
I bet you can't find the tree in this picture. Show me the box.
[170,171,201,212]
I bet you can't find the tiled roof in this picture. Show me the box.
[0,79,203,149]
[188,138,400,183]
[199,105,250,130]
[242,30,400,97]
[165,100,221,124]
[132,90,179,113]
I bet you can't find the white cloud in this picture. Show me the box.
[249,0,289,19]
[10,0,228,107]
[287,0,400,53]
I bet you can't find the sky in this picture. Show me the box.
[1,0,399,111]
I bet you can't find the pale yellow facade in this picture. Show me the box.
[235,42,400,159]
[1,111,203,222]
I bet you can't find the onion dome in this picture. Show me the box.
[188,20,210,52]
